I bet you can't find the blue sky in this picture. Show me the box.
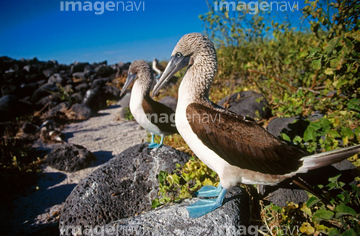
[0,0,306,65]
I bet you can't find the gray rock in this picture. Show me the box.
[48,73,64,84]
[43,67,58,78]
[66,103,92,120]
[159,96,177,111]
[46,143,96,172]
[94,187,250,236]
[70,62,89,74]
[74,83,89,93]
[119,92,131,108]
[103,85,120,101]
[267,116,310,140]
[59,143,190,235]
[82,88,106,112]
[267,113,324,140]
[94,65,114,78]
[72,72,87,82]
[31,83,59,103]
[0,95,33,121]
[218,91,271,119]
[264,188,309,207]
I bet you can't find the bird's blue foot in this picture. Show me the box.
[195,182,222,197]
[187,187,227,218]
[148,143,162,149]
[148,134,164,149]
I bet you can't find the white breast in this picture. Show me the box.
[175,83,235,187]
[130,80,162,135]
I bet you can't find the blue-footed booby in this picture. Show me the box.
[152,33,360,218]
[40,119,64,143]
[121,60,177,149]
[152,58,164,80]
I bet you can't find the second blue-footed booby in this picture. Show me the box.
[152,58,165,80]
[121,60,177,149]
[152,33,360,218]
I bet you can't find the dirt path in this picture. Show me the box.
[10,103,147,235]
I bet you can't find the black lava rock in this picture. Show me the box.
[46,143,96,172]
[0,95,33,121]
[94,65,114,78]
[218,91,271,119]
[82,88,107,112]
[70,62,89,74]
[267,116,310,139]
[66,103,92,120]
[31,83,59,103]
[48,73,64,84]
[100,187,250,236]
[59,143,190,235]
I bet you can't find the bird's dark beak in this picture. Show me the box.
[120,73,137,97]
[152,55,190,96]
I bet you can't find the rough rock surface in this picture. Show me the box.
[11,103,147,235]
[60,187,249,236]
[46,143,96,172]
[267,116,309,139]
[66,103,92,121]
[218,91,271,119]
[59,143,190,234]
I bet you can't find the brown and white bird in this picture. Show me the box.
[40,120,64,143]
[152,33,360,218]
[121,60,177,148]
[152,58,165,79]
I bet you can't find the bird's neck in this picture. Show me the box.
[178,51,217,106]
[136,70,155,98]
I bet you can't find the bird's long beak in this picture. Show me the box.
[152,55,190,96]
[120,73,137,97]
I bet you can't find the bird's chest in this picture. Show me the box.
[129,82,161,135]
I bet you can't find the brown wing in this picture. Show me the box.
[142,97,178,134]
[186,103,307,175]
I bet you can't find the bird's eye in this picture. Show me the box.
[175,52,182,58]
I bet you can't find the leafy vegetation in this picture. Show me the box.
[151,0,360,234]
[262,174,360,235]
[152,156,218,208]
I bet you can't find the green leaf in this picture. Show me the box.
[311,57,322,70]
[271,205,282,213]
[293,135,303,144]
[339,37,354,56]
[334,203,357,218]
[312,209,334,223]
[348,98,360,112]
[281,133,291,142]
[308,47,321,58]
[328,228,341,236]
[341,228,357,236]
[341,127,354,139]
[307,196,321,208]
[299,50,309,58]
[330,58,343,70]
[151,198,160,208]
[328,174,341,183]
[158,171,168,184]
[326,129,341,138]
[304,126,316,141]
[324,37,339,55]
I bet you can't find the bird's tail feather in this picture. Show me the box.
[299,144,360,173]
